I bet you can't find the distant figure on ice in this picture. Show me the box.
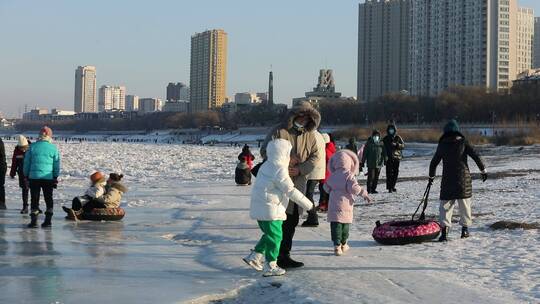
[382,124,405,193]
[235,144,255,186]
[0,135,6,210]
[345,137,359,155]
[260,101,321,269]
[243,139,313,277]
[24,126,61,228]
[301,130,328,227]
[63,171,107,220]
[324,150,371,256]
[429,120,487,242]
[317,133,336,212]
[361,130,387,194]
[9,135,31,213]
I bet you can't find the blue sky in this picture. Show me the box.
[0,0,539,117]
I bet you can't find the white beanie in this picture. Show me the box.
[17,135,29,147]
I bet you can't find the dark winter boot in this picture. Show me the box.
[0,201,6,210]
[20,206,28,214]
[41,211,53,228]
[27,212,39,228]
[277,254,304,269]
[439,226,449,242]
[301,209,319,227]
[461,226,470,239]
[21,190,29,214]
[317,201,328,212]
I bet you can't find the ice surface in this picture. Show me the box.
[0,141,538,303]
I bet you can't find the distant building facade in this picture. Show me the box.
[162,101,189,112]
[98,85,126,112]
[125,95,139,111]
[190,29,228,112]
[235,92,262,105]
[293,69,356,106]
[166,82,190,101]
[74,65,97,113]
[139,98,162,113]
[358,0,410,102]
[534,17,540,68]
[23,108,75,121]
[517,7,534,74]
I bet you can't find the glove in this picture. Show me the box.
[52,178,58,189]
[481,173,487,182]
[428,176,434,186]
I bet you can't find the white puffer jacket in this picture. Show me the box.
[306,131,328,180]
[250,139,314,221]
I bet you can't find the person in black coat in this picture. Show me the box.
[383,124,404,193]
[0,137,6,210]
[235,145,255,185]
[429,120,487,241]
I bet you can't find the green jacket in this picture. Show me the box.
[361,137,387,169]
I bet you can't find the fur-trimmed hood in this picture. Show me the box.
[110,181,128,193]
[282,102,321,133]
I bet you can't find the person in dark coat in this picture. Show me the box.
[345,137,359,155]
[361,130,387,194]
[235,145,255,185]
[9,135,31,213]
[429,120,487,241]
[0,136,6,210]
[382,124,404,193]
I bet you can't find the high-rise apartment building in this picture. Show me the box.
[166,82,190,101]
[517,7,534,73]
[533,17,540,68]
[358,0,410,102]
[126,95,139,111]
[98,85,126,111]
[74,66,97,113]
[139,98,162,113]
[409,0,534,96]
[189,29,228,112]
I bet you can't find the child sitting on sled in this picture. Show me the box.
[243,139,313,277]
[62,171,106,220]
[324,149,372,256]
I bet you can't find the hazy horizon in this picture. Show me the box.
[1,0,539,118]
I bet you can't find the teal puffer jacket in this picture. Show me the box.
[23,140,60,180]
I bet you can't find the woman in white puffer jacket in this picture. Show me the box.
[243,139,313,277]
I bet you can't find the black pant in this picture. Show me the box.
[367,168,381,193]
[386,159,400,190]
[280,203,300,257]
[82,200,106,213]
[0,170,5,203]
[318,182,329,203]
[304,180,319,223]
[29,179,54,212]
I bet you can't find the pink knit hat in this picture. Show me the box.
[40,126,53,138]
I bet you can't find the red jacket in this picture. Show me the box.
[323,142,337,183]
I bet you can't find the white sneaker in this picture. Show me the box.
[262,261,286,277]
[243,250,264,271]
[341,243,350,253]
[334,245,343,256]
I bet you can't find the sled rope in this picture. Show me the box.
[412,182,432,221]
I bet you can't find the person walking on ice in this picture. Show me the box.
[9,135,31,213]
[23,126,61,228]
[244,139,314,277]
[324,149,371,256]
[429,119,487,241]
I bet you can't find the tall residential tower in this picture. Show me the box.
[189,29,228,112]
[357,0,410,102]
[533,17,540,68]
[74,66,97,113]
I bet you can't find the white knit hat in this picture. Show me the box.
[17,135,29,147]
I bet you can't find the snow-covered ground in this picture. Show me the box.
[0,141,538,303]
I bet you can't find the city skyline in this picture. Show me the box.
[1,0,539,117]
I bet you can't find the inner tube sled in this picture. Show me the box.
[81,207,126,221]
[372,220,440,245]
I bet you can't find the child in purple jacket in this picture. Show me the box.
[324,149,372,256]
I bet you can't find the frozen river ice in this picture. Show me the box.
[0,141,538,303]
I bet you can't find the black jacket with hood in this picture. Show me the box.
[382,124,404,161]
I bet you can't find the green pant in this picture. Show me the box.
[331,222,350,246]
[254,220,283,262]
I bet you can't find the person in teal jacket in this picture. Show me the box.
[360,130,387,194]
[23,126,60,228]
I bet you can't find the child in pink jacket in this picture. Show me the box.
[324,149,372,256]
